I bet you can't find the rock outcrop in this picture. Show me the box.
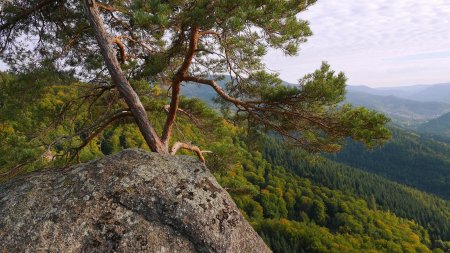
[0,149,271,253]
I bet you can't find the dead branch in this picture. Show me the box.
[60,25,91,55]
[199,30,221,37]
[170,142,211,163]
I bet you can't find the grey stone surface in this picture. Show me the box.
[0,149,271,253]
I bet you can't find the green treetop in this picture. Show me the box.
[0,0,390,161]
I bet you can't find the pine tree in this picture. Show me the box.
[1,0,390,161]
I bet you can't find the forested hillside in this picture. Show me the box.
[328,127,450,199]
[222,142,437,253]
[418,112,450,137]
[183,80,450,199]
[1,0,449,252]
[347,83,450,104]
[1,71,449,252]
[261,139,449,244]
[345,91,450,125]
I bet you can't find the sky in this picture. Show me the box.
[264,0,450,87]
[1,1,450,87]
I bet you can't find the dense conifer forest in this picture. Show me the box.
[327,128,450,199]
[262,138,450,244]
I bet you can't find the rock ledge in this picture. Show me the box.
[0,149,271,253]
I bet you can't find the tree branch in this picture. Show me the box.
[82,0,166,153]
[113,37,127,63]
[170,142,210,163]
[68,110,133,162]
[0,0,55,31]
[199,30,221,37]
[0,164,25,180]
[161,26,200,145]
[182,76,336,149]
[117,35,155,53]
[96,2,121,12]
[0,0,56,52]
[182,76,261,107]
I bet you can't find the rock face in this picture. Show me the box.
[0,149,271,253]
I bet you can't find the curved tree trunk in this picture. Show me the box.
[82,0,167,154]
[161,26,200,147]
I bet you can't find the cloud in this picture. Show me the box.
[387,51,450,61]
[265,0,450,87]
[0,60,7,70]
[2,1,449,87]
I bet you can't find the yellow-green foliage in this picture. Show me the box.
[212,143,433,252]
[0,71,441,252]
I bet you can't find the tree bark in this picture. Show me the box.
[161,26,200,147]
[82,0,166,153]
[170,142,207,163]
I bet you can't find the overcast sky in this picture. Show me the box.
[2,1,450,87]
[265,0,450,87]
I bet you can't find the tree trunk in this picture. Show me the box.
[82,0,166,153]
[161,26,200,147]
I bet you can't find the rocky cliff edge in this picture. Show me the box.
[0,149,271,253]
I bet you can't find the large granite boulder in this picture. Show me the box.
[0,149,271,253]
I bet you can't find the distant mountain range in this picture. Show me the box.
[347,83,450,104]
[181,80,450,126]
[181,83,218,106]
[345,91,450,125]
[346,83,450,126]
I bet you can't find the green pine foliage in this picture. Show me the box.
[1,73,448,252]
[1,0,392,154]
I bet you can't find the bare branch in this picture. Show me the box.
[170,142,210,163]
[60,25,91,55]
[163,105,202,127]
[0,164,25,180]
[117,35,156,53]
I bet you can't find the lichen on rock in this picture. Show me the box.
[0,149,271,253]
